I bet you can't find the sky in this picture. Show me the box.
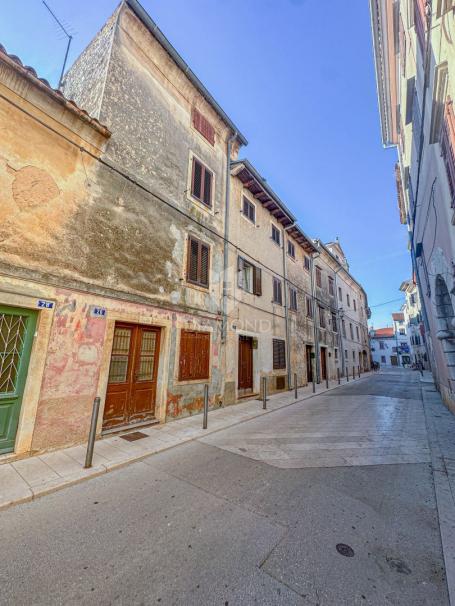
[1,0,411,327]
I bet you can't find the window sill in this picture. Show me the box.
[189,194,215,215]
[186,281,210,294]
[175,377,211,386]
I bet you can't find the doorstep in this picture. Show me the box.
[0,372,372,511]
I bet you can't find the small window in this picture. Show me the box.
[399,328,406,335]
[306,297,313,318]
[179,330,210,380]
[353,299,357,311]
[356,326,360,340]
[328,277,334,296]
[342,320,346,338]
[192,108,215,145]
[316,266,322,288]
[338,287,342,302]
[289,286,298,311]
[242,197,255,223]
[349,323,354,339]
[237,256,262,295]
[379,341,385,350]
[347,294,350,307]
[191,157,213,208]
[319,306,325,328]
[304,256,311,271]
[273,277,283,305]
[437,0,453,18]
[273,339,286,370]
[271,224,281,246]
[187,236,210,288]
[345,349,348,361]
[335,348,338,359]
[332,313,338,332]
[352,350,356,360]
[287,240,295,259]
[381,355,386,363]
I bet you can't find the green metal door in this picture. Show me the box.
[0,306,37,454]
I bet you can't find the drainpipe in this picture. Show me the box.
[283,227,292,389]
[333,268,345,376]
[221,131,237,344]
[310,251,321,383]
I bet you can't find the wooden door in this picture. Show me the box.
[104,323,161,430]
[320,347,327,381]
[306,345,313,383]
[0,306,37,454]
[238,336,253,390]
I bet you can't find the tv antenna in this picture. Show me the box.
[42,1,73,89]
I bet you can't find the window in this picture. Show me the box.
[338,287,342,302]
[289,286,298,311]
[441,99,455,207]
[191,158,213,207]
[238,257,262,295]
[306,297,313,318]
[192,108,215,145]
[273,339,286,370]
[346,294,351,307]
[272,277,283,305]
[328,277,334,296]
[319,306,325,328]
[242,197,255,223]
[335,348,338,360]
[353,299,357,311]
[430,63,449,143]
[437,0,453,17]
[179,330,210,380]
[287,240,295,259]
[349,323,354,339]
[342,319,346,338]
[187,236,210,288]
[356,326,360,340]
[381,355,386,363]
[332,313,338,332]
[345,349,348,361]
[271,224,281,245]
[316,266,322,288]
[399,328,406,335]
[379,341,385,350]
[352,350,355,360]
[304,256,310,271]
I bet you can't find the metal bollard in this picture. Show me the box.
[353,366,355,381]
[262,376,267,409]
[358,366,360,379]
[337,367,340,385]
[326,374,329,389]
[203,384,209,429]
[312,376,316,393]
[294,373,298,399]
[84,396,101,469]
[346,367,349,382]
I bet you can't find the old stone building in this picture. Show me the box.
[370,0,455,410]
[0,0,371,460]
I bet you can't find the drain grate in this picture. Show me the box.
[336,543,355,557]
[120,431,149,442]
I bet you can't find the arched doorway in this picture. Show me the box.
[435,274,455,379]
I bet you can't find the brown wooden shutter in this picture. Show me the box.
[187,237,199,283]
[273,339,286,370]
[200,243,210,286]
[192,158,203,200]
[253,266,262,296]
[179,330,210,380]
[192,108,215,145]
[203,169,212,207]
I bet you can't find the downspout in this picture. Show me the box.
[221,131,237,344]
[283,227,292,389]
[333,267,345,377]
[311,251,321,383]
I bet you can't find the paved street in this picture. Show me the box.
[0,370,452,605]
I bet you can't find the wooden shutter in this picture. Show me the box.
[253,266,262,296]
[203,169,212,207]
[192,108,215,145]
[192,158,203,200]
[273,339,286,370]
[200,243,210,286]
[179,330,210,380]
[187,237,199,283]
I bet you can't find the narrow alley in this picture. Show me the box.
[1,369,453,606]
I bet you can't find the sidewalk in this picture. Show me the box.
[0,372,371,511]
[420,374,455,606]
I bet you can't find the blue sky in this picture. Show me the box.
[1,0,411,327]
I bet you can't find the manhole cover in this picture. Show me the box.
[336,543,355,557]
[120,431,148,442]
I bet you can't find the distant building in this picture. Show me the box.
[370,316,412,368]
[400,278,429,368]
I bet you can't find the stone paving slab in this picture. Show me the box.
[0,373,372,511]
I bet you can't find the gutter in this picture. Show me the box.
[310,251,321,383]
[221,132,237,343]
